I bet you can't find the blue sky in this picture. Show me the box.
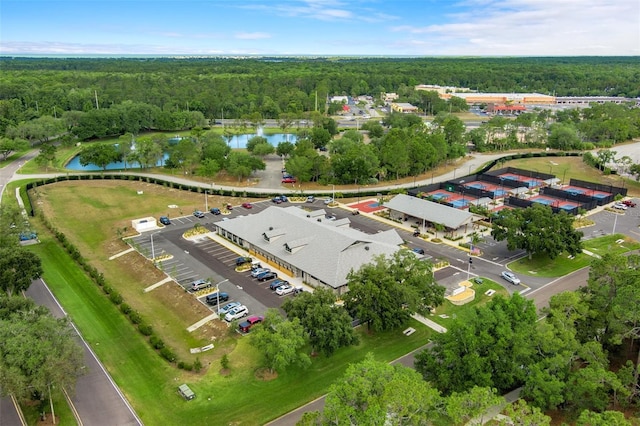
[1,0,638,56]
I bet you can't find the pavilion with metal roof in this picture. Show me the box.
[383,194,483,236]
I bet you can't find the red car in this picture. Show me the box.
[622,200,636,207]
[239,315,264,333]
[242,202,253,209]
[282,177,296,183]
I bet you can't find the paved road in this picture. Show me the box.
[25,280,142,426]
[526,267,590,312]
[0,396,23,426]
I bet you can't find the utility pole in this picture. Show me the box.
[94,90,99,109]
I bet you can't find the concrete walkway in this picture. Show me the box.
[412,313,447,333]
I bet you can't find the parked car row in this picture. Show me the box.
[247,264,303,296]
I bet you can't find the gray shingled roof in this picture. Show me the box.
[217,206,404,289]
[383,193,481,229]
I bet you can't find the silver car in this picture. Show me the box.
[501,271,521,285]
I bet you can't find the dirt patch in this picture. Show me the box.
[254,367,278,381]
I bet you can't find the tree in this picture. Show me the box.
[499,399,551,426]
[34,142,57,170]
[0,299,84,422]
[282,288,358,356]
[446,386,503,425]
[133,135,165,169]
[0,247,43,296]
[576,410,631,426]
[252,142,276,158]
[226,151,265,181]
[309,127,332,150]
[78,143,122,171]
[250,309,310,374]
[343,250,444,332]
[245,136,268,153]
[321,353,442,425]
[0,137,29,161]
[415,294,537,394]
[596,149,617,171]
[166,138,198,174]
[276,141,295,158]
[491,203,583,260]
[548,123,582,150]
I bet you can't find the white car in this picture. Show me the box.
[324,198,334,205]
[224,305,248,322]
[612,203,627,210]
[275,284,295,296]
[501,271,521,285]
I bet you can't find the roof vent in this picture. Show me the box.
[307,214,311,218]
[269,226,273,231]
[317,218,321,222]
[365,246,370,251]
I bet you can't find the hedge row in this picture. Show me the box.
[35,211,202,371]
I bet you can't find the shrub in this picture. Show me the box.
[120,303,132,315]
[149,335,165,350]
[178,361,193,371]
[194,357,203,373]
[138,322,153,336]
[220,354,230,370]
[102,285,113,295]
[160,347,176,363]
[128,310,142,325]
[109,291,123,305]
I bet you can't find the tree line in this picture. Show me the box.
[1,56,639,134]
[0,204,85,422]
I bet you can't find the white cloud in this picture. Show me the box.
[391,0,640,55]
[235,32,271,40]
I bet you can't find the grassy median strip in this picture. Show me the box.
[509,233,640,278]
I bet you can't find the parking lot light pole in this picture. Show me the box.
[216,279,230,315]
[150,231,161,261]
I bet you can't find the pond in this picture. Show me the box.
[226,133,298,149]
[65,133,297,171]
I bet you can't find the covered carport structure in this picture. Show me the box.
[384,194,483,238]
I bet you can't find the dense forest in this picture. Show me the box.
[1,56,639,123]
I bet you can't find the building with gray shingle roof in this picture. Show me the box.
[215,206,404,294]
[383,194,482,236]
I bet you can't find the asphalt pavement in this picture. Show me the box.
[25,280,142,426]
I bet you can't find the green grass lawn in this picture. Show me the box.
[428,278,509,327]
[28,236,433,426]
[509,234,640,277]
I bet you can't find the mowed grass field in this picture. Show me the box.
[28,180,434,425]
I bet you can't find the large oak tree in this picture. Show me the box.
[343,250,444,332]
[491,203,583,260]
